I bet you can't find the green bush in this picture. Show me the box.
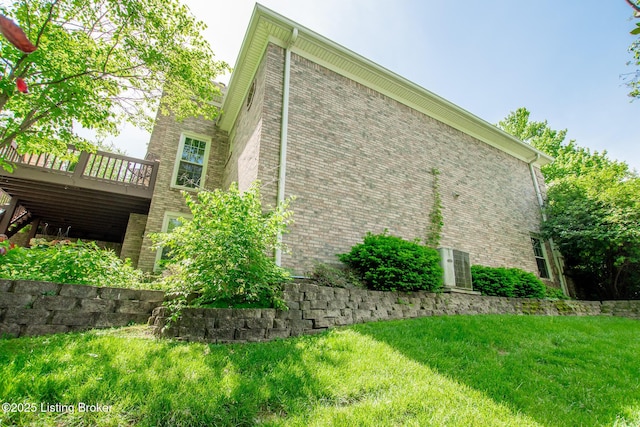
[0,239,143,288]
[471,265,546,298]
[339,232,443,292]
[545,286,569,300]
[151,182,294,309]
[310,263,365,288]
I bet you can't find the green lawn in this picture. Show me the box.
[1,315,639,426]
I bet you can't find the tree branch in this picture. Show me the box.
[626,0,640,15]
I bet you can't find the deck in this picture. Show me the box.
[0,144,158,242]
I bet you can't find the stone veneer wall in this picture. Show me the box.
[150,282,640,344]
[0,280,164,338]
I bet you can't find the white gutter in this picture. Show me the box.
[528,155,569,296]
[275,27,298,267]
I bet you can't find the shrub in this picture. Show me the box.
[151,182,294,309]
[339,232,443,292]
[471,265,546,298]
[0,239,143,288]
[310,263,365,288]
[545,286,569,300]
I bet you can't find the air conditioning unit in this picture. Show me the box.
[438,247,475,292]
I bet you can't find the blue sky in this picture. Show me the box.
[114,1,640,171]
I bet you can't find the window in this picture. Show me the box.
[172,133,211,189]
[246,80,256,109]
[155,212,192,270]
[531,237,551,279]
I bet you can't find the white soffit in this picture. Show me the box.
[218,4,553,167]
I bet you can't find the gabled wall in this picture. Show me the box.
[256,45,548,279]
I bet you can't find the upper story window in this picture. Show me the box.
[531,236,551,279]
[172,133,211,190]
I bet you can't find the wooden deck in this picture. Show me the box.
[0,144,158,242]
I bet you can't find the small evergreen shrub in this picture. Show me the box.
[471,265,546,298]
[339,232,443,292]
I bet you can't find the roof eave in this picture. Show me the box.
[219,4,553,168]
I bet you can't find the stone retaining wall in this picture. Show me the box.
[150,282,640,344]
[0,280,164,337]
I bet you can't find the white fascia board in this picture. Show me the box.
[218,3,553,167]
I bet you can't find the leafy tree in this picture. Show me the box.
[0,0,229,169]
[543,170,640,299]
[626,0,640,99]
[498,108,640,299]
[497,108,628,182]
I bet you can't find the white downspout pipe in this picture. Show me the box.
[275,27,298,267]
[528,154,569,296]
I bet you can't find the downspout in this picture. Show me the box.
[275,27,298,267]
[528,154,569,296]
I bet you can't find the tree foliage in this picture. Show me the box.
[626,0,640,99]
[0,0,229,166]
[499,108,640,300]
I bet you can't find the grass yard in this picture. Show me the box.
[0,315,639,426]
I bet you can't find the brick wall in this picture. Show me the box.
[137,112,229,272]
[255,47,547,278]
[0,280,164,338]
[138,42,550,281]
[120,213,148,267]
[150,282,640,344]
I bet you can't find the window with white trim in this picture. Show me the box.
[155,212,192,270]
[172,133,211,189]
[531,236,551,279]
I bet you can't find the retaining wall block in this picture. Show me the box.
[267,328,291,339]
[99,287,140,301]
[24,325,69,336]
[287,301,300,310]
[246,318,273,329]
[206,327,235,341]
[51,311,95,327]
[233,308,262,319]
[32,296,78,311]
[0,279,14,293]
[179,326,205,341]
[0,323,20,337]
[80,298,116,313]
[59,284,98,299]
[138,290,165,303]
[116,300,156,314]
[94,312,145,328]
[310,300,327,309]
[0,293,35,309]
[235,328,266,342]
[13,280,60,296]
[273,318,287,329]
[5,308,51,325]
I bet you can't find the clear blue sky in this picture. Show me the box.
[114,1,640,171]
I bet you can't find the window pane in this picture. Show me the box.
[181,137,206,165]
[175,162,203,188]
[531,237,550,279]
[536,258,550,279]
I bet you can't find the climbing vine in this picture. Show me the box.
[425,168,443,248]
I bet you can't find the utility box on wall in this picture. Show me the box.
[438,247,478,293]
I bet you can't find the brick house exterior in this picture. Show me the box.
[124,4,564,291]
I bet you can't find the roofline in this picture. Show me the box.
[218,3,553,167]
